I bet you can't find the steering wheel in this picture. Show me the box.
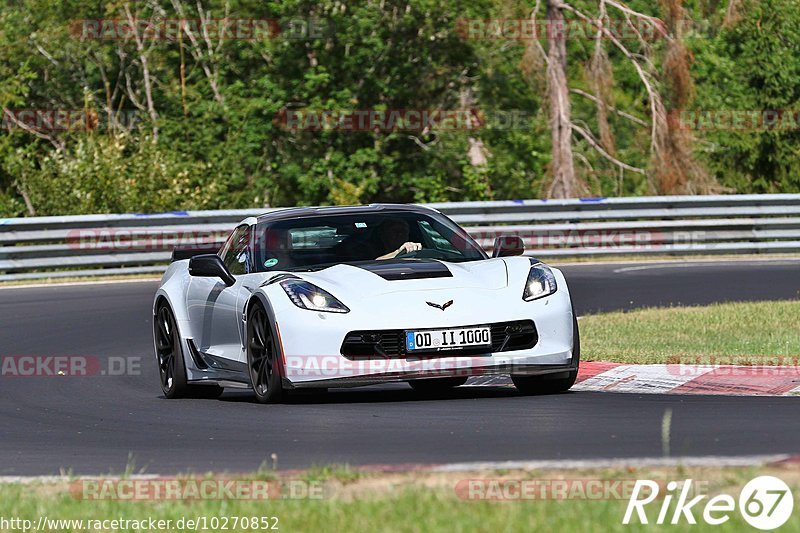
[395,248,438,259]
[394,248,417,258]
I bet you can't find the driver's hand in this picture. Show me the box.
[395,242,422,257]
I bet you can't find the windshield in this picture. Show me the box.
[252,210,486,272]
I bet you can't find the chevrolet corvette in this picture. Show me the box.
[153,204,579,402]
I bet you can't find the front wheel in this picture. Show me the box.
[246,304,284,404]
[512,313,580,395]
[511,371,577,395]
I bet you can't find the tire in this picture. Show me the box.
[154,303,223,399]
[409,376,468,392]
[246,303,285,404]
[511,312,580,395]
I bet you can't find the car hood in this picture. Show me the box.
[295,258,509,299]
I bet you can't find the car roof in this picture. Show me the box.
[251,203,439,225]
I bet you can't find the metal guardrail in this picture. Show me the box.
[2,194,800,281]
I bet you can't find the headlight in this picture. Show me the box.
[523,263,557,301]
[280,279,350,313]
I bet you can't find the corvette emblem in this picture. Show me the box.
[426,300,453,311]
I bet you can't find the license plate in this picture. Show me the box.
[405,326,491,352]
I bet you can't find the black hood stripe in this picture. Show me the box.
[352,260,453,281]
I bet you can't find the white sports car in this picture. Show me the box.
[153,204,579,402]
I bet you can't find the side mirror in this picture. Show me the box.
[172,244,224,262]
[189,254,236,287]
[492,235,525,258]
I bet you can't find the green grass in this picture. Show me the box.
[299,464,363,484]
[581,300,800,364]
[1,466,798,532]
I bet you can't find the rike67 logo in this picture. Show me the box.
[623,476,794,530]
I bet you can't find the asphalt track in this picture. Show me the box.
[0,259,798,475]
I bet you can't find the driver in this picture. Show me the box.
[375,219,422,260]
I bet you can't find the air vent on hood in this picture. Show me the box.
[354,260,453,281]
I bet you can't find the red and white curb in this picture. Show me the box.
[467,361,800,396]
[429,454,799,472]
[2,455,797,483]
[574,362,800,396]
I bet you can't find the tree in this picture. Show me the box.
[544,0,578,198]
[528,0,714,197]
[691,0,800,193]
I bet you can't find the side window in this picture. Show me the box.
[219,225,252,276]
[418,220,459,255]
[218,226,243,262]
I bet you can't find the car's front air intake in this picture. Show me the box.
[340,320,537,359]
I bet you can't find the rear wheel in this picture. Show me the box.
[409,376,468,393]
[247,304,284,404]
[512,313,580,395]
[154,304,223,399]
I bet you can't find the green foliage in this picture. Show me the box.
[691,0,800,193]
[8,135,222,214]
[0,0,797,216]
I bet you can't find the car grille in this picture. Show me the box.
[340,320,537,359]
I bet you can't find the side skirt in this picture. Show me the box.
[185,339,251,388]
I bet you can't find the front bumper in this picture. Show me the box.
[263,261,576,388]
[283,361,577,389]
[273,292,576,387]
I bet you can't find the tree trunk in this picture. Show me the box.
[546,0,577,198]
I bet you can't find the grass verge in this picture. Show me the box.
[1,464,798,532]
[581,300,800,364]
